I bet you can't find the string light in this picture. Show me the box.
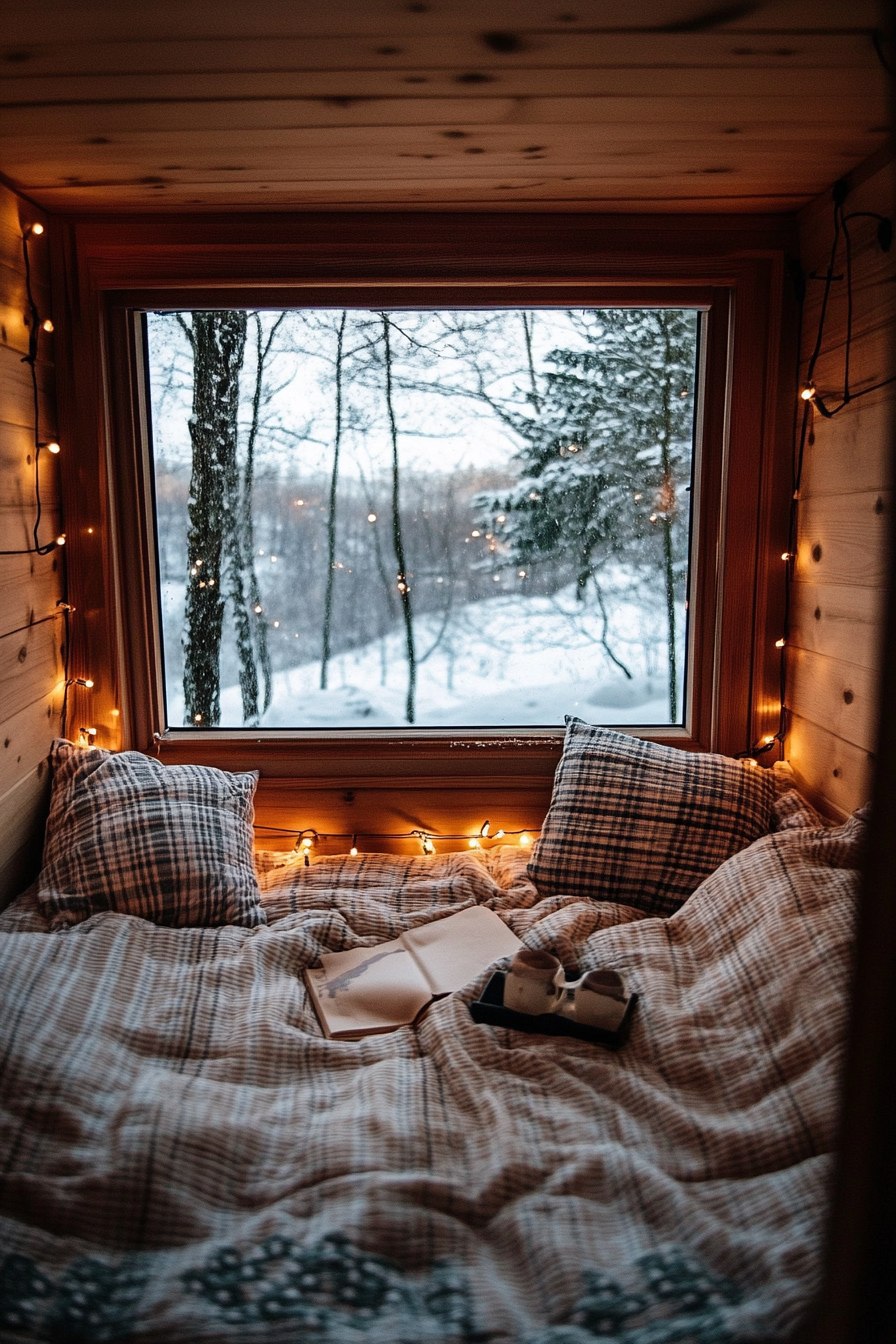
[0,223,63,559]
[254,823,540,859]
[739,181,892,763]
[56,534,66,546]
[68,677,94,689]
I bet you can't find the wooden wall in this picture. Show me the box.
[0,182,63,904]
[788,156,895,818]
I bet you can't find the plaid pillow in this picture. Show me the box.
[38,741,266,931]
[528,719,776,917]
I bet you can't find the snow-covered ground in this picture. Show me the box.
[164,574,684,729]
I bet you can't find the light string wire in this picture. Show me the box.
[738,178,893,760]
[252,822,539,861]
[2,224,91,728]
[0,225,63,558]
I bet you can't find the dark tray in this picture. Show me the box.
[469,972,638,1050]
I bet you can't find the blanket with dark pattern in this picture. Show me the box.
[0,793,863,1342]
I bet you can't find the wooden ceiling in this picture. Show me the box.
[0,1,891,213]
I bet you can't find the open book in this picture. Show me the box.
[305,905,523,1039]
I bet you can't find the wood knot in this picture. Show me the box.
[814,607,821,620]
[342,790,355,803]
[17,645,27,663]
[811,543,822,562]
[875,496,885,514]
[832,767,842,778]
[843,689,854,705]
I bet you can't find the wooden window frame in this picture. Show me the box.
[51,213,792,794]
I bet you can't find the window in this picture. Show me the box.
[145,305,703,733]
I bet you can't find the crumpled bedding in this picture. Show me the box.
[0,792,863,1343]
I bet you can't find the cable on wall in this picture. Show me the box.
[0,223,65,558]
[738,178,893,761]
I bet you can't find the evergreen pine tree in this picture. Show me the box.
[477,308,698,718]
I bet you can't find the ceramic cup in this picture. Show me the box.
[573,969,628,1031]
[504,949,566,1016]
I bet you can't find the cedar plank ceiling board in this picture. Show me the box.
[0,0,890,212]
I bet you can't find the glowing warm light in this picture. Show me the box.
[781,552,793,562]
[31,223,44,236]
[273,620,280,628]
[294,499,304,506]
[775,638,786,649]
[519,832,532,848]
[270,555,277,562]
[742,757,758,769]
[254,604,263,614]
[46,441,60,454]
[800,385,815,401]
[468,837,481,849]
[494,829,505,839]
[87,527,94,534]
[42,319,54,332]
[762,734,775,745]
[350,845,358,857]
[471,530,480,537]
[367,512,377,523]
[194,713,202,722]
[56,534,66,546]
[111,709,120,717]
[301,837,313,850]
[496,514,506,524]
[518,569,527,578]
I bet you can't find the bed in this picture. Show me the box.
[0,730,864,1343]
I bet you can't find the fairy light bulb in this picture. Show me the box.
[800,384,815,401]
[194,713,202,723]
[480,820,490,838]
[367,513,377,523]
[30,223,44,236]
[468,837,481,849]
[46,441,60,454]
[519,832,532,848]
[494,829,505,839]
[762,734,775,745]
[781,552,793,562]
[775,638,786,649]
[56,534,66,546]
[42,319,54,333]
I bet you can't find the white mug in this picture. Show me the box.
[504,949,566,1015]
[505,953,628,1030]
[572,969,628,1031]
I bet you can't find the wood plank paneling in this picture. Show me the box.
[788,155,894,817]
[799,397,894,499]
[794,490,891,589]
[253,774,551,856]
[0,687,63,797]
[0,762,51,909]
[787,646,879,756]
[787,711,875,821]
[0,6,888,213]
[789,581,884,671]
[0,181,61,904]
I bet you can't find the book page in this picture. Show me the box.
[305,940,433,1039]
[401,906,523,996]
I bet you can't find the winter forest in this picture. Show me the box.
[146,306,700,730]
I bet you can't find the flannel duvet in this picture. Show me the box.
[0,793,863,1343]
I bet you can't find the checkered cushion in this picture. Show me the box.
[38,741,266,931]
[528,719,776,916]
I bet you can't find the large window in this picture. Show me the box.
[146,306,702,732]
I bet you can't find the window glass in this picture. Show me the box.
[146,308,700,730]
